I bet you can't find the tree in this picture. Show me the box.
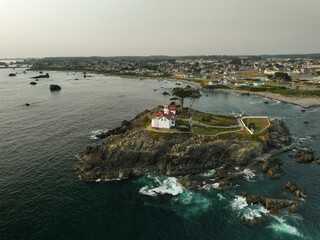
[172,87,201,114]
[172,88,192,113]
[188,91,201,114]
[274,72,292,83]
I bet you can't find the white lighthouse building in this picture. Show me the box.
[151,105,177,129]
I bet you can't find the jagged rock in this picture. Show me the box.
[316,157,320,164]
[283,182,306,198]
[9,73,16,77]
[50,84,61,91]
[25,103,30,106]
[242,193,302,213]
[264,101,269,104]
[294,150,314,163]
[30,82,37,85]
[261,157,284,178]
[162,91,169,95]
[31,73,49,79]
[261,157,282,172]
[178,174,209,188]
[267,165,284,178]
[283,182,298,192]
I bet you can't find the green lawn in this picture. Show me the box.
[192,114,238,126]
[243,118,270,133]
[192,124,241,135]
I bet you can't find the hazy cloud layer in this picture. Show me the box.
[1,0,320,57]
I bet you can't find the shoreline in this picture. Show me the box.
[28,68,319,109]
[211,89,320,109]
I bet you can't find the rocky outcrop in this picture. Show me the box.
[242,193,302,213]
[9,73,16,77]
[283,182,307,198]
[261,157,284,178]
[178,174,209,188]
[30,82,37,85]
[316,157,320,164]
[32,73,49,79]
[294,149,314,163]
[50,84,61,91]
[76,109,293,181]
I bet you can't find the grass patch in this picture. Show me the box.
[242,118,269,133]
[192,124,240,135]
[142,116,151,128]
[192,113,238,126]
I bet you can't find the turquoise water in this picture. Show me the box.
[0,68,319,239]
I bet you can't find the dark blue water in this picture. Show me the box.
[0,68,319,240]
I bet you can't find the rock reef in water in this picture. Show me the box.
[242,193,302,213]
[50,84,61,91]
[32,73,49,79]
[76,108,293,182]
[294,149,314,163]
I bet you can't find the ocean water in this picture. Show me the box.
[0,68,319,240]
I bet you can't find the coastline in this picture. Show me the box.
[208,89,320,109]
[29,68,319,109]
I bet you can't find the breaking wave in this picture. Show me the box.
[268,215,303,237]
[139,177,183,197]
[89,129,108,139]
[230,196,269,221]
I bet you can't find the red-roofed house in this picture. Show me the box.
[152,104,176,128]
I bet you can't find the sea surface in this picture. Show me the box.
[0,67,319,240]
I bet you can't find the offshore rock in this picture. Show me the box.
[178,174,210,188]
[261,157,284,178]
[50,84,61,91]
[242,193,302,213]
[294,150,314,163]
[32,73,49,79]
[76,109,292,181]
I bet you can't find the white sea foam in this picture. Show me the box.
[231,196,248,210]
[96,178,101,182]
[268,215,302,237]
[200,169,216,178]
[202,182,220,190]
[90,129,109,140]
[139,177,183,197]
[173,190,213,217]
[217,193,226,200]
[242,169,256,180]
[231,196,269,221]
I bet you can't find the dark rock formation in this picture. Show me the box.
[242,193,302,213]
[261,157,284,178]
[32,73,49,79]
[25,103,30,106]
[178,174,209,188]
[264,101,269,104]
[294,150,314,163]
[30,82,37,85]
[316,157,320,164]
[76,109,293,181]
[9,73,16,77]
[283,182,306,198]
[50,84,61,91]
[162,91,170,95]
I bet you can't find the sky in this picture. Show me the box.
[1,0,320,58]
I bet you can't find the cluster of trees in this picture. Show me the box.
[172,87,201,114]
[274,72,292,82]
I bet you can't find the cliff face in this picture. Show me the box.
[76,110,292,181]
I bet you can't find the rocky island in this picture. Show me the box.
[76,105,294,189]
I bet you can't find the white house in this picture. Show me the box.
[152,105,176,129]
